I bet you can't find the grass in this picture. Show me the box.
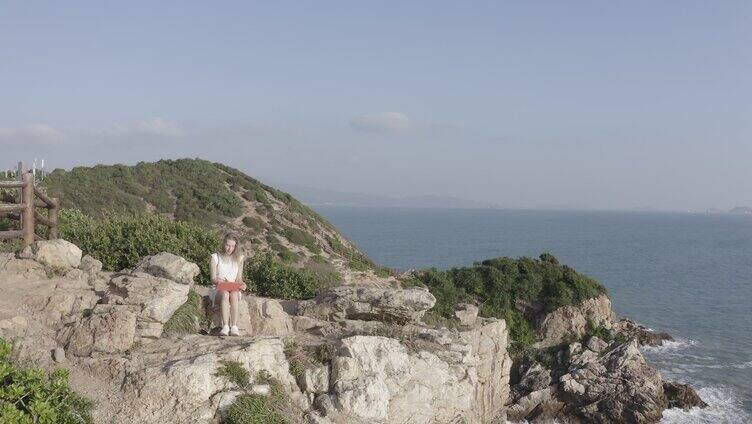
[216,364,298,424]
[163,291,209,335]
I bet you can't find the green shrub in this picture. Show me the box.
[216,360,252,390]
[281,226,321,254]
[0,338,94,424]
[277,250,299,263]
[43,159,244,224]
[58,209,219,284]
[241,216,264,232]
[418,254,607,347]
[245,253,320,300]
[217,365,293,424]
[375,267,392,278]
[585,316,613,342]
[163,291,209,336]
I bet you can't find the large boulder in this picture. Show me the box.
[559,339,667,423]
[34,239,83,269]
[64,305,138,356]
[299,286,436,324]
[315,318,512,424]
[245,296,295,336]
[109,273,190,325]
[134,252,200,285]
[663,381,708,410]
[107,337,307,424]
[535,293,616,348]
[61,272,190,355]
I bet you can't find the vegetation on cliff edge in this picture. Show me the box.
[0,338,94,424]
[418,253,608,350]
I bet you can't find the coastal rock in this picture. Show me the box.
[560,339,666,423]
[586,335,609,352]
[663,381,708,410]
[324,318,511,424]
[613,317,674,347]
[535,293,616,348]
[298,286,436,324]
[134,252,200,285]
[34,239,82,269]
[454,303,479,326]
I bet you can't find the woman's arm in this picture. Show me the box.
[209,254,225,285]
[235,255,247,290]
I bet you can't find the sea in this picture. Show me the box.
[313,207,752,423]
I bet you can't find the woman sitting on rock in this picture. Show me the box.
[209,233,247,336]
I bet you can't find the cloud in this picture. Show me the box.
[0,123,66,145]
[350,112,411,133]
[135,117,185,136]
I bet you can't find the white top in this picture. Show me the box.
[211,252,241,282]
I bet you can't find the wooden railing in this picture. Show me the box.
[0,162,59,247]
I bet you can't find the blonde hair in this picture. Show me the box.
[218,232,243,264]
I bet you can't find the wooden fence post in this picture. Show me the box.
[21,172,35,247]
[49,197,59,239]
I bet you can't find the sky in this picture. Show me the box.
[1,1,750,211]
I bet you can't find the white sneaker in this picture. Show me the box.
[220,325,230,336]
[229,325,240,336]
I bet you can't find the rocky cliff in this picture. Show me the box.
[0,239,705,423]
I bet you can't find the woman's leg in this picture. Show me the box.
[229,291,240,327]
[219,290,230,327]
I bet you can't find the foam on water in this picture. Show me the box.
[641,337,697,354]
[660,385,752,424]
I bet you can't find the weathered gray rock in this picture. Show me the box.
[535,293,616,348]
[34,239,82,269]
[64,305,138,356]
[517,362,552,393]
[53,347,65,362]
[663,381,708,410]
[0,255,47,281]
[299,286,436,324]
[299,365,330,394]
[324,318,512,424]
[586,335,609,352]
[559,339,667,423]
[134,252,200,285]
[245,296,295,336]
[79,255,103,275]
[613,317,674,347]
[110,272,189,325]
[454,303,479,326]
[111,337,307,424]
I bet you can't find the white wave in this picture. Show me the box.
[660,385,751,424]
[642,337,697,354]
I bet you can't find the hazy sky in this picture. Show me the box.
[2,1,750,211]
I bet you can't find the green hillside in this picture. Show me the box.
[42,158,374,273]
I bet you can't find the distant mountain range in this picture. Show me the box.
[274,183,502,209]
